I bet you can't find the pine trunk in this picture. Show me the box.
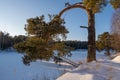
[106,47,110,56]
[87,10,96,62]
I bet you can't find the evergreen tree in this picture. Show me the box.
[96,32,111,56]
[14,15,69,65]
[110,33,120,51]
[58,0,120,62]
[111,9,120,51]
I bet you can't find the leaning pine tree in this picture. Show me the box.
[14,15,70,65]
[57,0,120,62]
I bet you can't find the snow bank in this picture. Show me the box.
[57,73,94,80]
[112,55,120,63]
[57,61,120,80]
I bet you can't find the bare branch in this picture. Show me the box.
[59,2,86,17]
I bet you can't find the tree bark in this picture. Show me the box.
[106,47,110,56]
[87,10,96,62]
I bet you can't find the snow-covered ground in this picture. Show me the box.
[0,50,119,80]
[57,53,120,80]
[0,51,74,80]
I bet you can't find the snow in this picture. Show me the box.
[0,50,120,80]
[112,55,120,63]
[57,55,120,80]
[0,51,74,80]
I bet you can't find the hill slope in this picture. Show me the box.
[57,55,120,80]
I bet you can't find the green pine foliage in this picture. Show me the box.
[83,0,120,13]
[14,15,70,65]
[13,35,27,44]
[110,33,120,51]
[96,32,111,55]
[110,0,120,9]
[25,15,68,40]
[83,0,108,13]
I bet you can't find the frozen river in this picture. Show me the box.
[0,50,106,80]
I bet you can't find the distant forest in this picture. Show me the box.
[63,41,88,49]
[0,31,27,50]
[0,31,88,50]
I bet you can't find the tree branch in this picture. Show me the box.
[59,2,86,17]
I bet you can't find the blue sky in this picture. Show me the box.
[0,0,115,41]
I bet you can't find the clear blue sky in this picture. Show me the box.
[0,0,115,41]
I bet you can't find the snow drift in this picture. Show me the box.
[112,55,120,63]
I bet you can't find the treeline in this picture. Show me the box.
[0,31,27,50]
[0,31,88,50]
[63,41,88,49]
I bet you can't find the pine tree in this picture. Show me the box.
[111,9,120,51]
[58,0,120,62]
[96,32,111,56]
[14,15,70,65]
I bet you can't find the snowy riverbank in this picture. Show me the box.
[57,54,120,80]
[0,50,116,80]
